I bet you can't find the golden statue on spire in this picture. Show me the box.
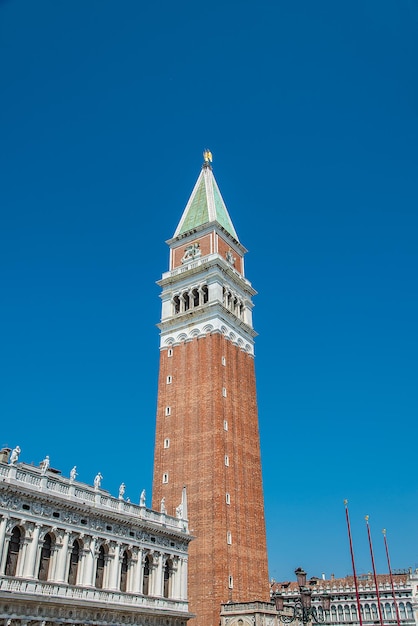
[203,149,213,163]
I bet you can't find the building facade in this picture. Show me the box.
[152,153,270,626]
[0,449,193,626]
[271,571,418,626]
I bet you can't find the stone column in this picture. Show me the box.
[153,551,163,597]
[179,557,188,600]
[23,523,41,578]
[127,547,138,593]
[171,556,180,599]
[82,536,96,587]
[0,516,10,574]
[55,530,71,583]
[76,534,86,585]
[136,548,145,594]
[108,542,121,590]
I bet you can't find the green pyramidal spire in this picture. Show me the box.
[173,152,239,241]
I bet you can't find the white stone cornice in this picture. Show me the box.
[159,316,255,356]
[158,252,255,295]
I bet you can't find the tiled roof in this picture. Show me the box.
[173,164,238,240]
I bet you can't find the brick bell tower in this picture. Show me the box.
[152,152,270,626]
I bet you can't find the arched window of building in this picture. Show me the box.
[384,602,392,620]
[399,603,406,620]
[364,604,371,620]
[351,604,357,620]
[38,533,53,581]
[338,605,344,621]
[202,285,208,303]
[95,545,105,589]
[331,606,337,622]
[68,539,80,585]
[143,555,150,595]
[120,550,129,592]
[5,526,22,576]
[318,607,324,620]
[371,603,378,619]
[173,296,180,315]
[344,605,350,620]
[183,292,190,311]
[192,288,199,307]
[406,603,413,619]
[163,558,173,598]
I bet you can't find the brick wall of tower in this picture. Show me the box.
[152,333,270,626]
[217,235,243,274]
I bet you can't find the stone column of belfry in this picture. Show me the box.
[152,152,270,626]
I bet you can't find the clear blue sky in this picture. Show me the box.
[1,0,417,581]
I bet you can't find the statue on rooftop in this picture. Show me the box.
[9,445,21,465]
[161,497,167,514]
[140,489,146,507]
[70,466,77,482]
[119,482,126,499]
[94,472,103,489]
[40,455,50,474]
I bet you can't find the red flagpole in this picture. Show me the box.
[344,500,363,626]
[383,529,401,626]
[365,515,384,626]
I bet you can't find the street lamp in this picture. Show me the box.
[273,568,331,624]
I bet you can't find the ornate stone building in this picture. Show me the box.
[0,448,193,626]
[270,570,418,626]
[152,152,270,626]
